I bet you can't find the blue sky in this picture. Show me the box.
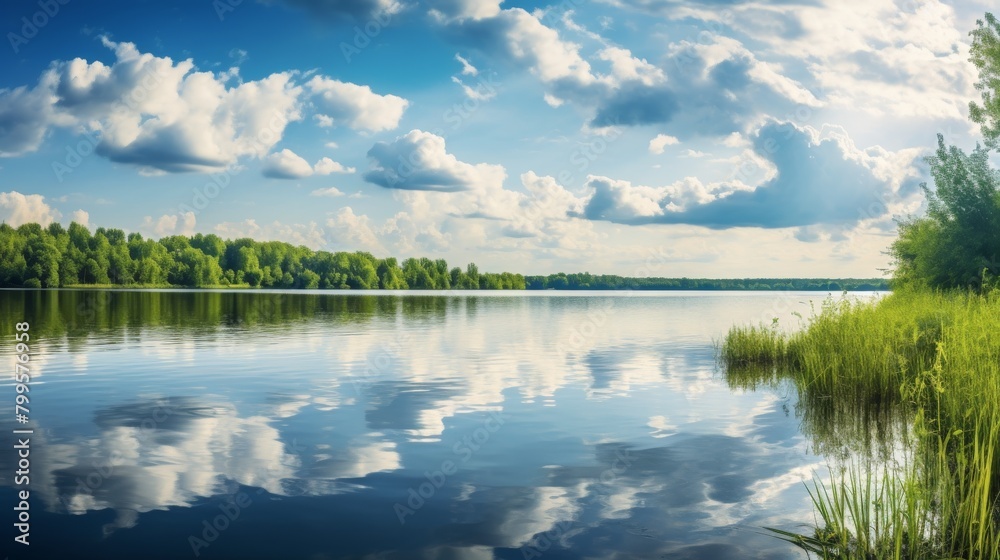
[0,0,994,276]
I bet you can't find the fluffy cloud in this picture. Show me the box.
[307,76,409,132]
[263,150,357,179]
[428,0,503,22]
[311,187,345,197]
[597,46,665,87]
[214,219,326,249]
[436,5,818,136]
[140,212,196,237]
[70,209,90,227]
[64,38,301,173]
[581,121,924,229]
[582,175,748,222]
[262,149,314,179]
[0,38,409,173]
[364,129,506,192]
[784,0,974,119]
[349,168,598,261]
[314,157,355,175]
[455,53,479,75]
[451,75,498,101]
[0,82,57,157]
[589,41,818,134]
[439,7,601,107]
[629,0,977,122]
[0,191,62,226]
[325,207,386,252]
[648,134,680,154]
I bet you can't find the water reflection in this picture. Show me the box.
[0,290,843,559]
[39,397,297,533]
[724,365,913,461]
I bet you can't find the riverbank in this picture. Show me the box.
[721,290,999,559]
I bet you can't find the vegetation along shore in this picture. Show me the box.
[0,223,886,291]
[721,12,1000,559]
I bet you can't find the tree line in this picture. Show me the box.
[0,222,888,290]
[0,222,525,289]
[524,273,888,291]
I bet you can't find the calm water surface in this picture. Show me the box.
[0,290,878,559]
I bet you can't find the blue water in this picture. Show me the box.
[0,290,861,559]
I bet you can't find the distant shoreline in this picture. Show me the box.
[2,223,890,292]
[1,282,890,292]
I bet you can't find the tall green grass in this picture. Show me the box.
[723,290,1000,559]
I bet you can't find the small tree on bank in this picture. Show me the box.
[890,135,1000,290]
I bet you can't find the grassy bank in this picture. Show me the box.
[722,290,1000,559]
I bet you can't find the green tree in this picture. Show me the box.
[970,12,1000,149]
[404,258,441,289]
[24,235,60,287]
[108,244,135,284]
[377,258,408,289]
[169,247,223,287]
[298,269,320,289]
[0,221,532,290]
[135,258,164,285]
[237,246,262,287]
[465,262,479,288]
[889,135,1000,290]
[347,253,379,289]
[190,233,226,262]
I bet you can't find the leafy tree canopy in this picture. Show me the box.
[970,12,1000,149]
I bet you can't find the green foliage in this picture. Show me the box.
[0,222,884,292]
[525,273,887,291]
[970,12,1000,149]
[723,292,1000,559]
[889,136,1000,291]
[0,222,525,290]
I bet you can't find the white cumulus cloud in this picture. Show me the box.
[0,191,62,226]
[364,129,506,192]
[140,211,196,237]
[648,134,680,154]
[262,149,314,179]
[308,76,409,133]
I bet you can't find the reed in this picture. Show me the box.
[723,290,1000,559]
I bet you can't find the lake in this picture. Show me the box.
[0,289,880,559]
